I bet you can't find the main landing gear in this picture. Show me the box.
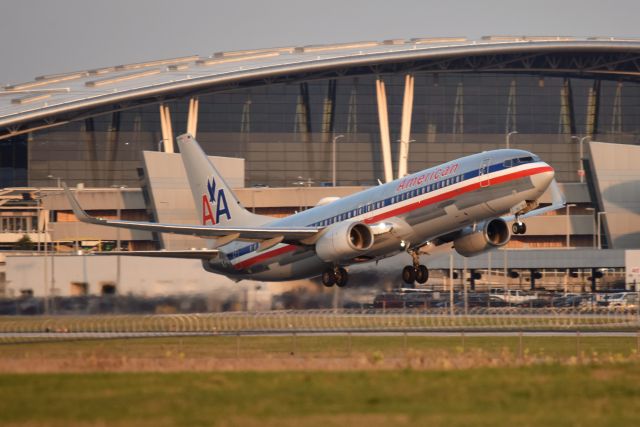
[322,267,348,287]
[512,218,527,235]
[402,250,429,285]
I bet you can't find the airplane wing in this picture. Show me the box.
[86,250,220,259]
[63,185,321,244]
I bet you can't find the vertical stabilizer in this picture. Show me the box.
[177,133,264,226]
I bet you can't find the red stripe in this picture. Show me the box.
[233,245,297,270]
[364,165,553,224]
[233,165,553,270]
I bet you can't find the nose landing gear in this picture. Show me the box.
[322,267,348,287]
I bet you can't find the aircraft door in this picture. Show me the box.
[479,158,491,187]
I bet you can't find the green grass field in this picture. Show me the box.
[1,335,639,371]
[1,336,639,426]
[1,365,639,426]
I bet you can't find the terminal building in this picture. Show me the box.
[2,36,640,296]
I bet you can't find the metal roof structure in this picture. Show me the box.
[3,36,640,140]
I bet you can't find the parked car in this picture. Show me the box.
[373,293,405,309]
[489,288,539,304]
[600,292,639,309]
[551,294,586,308]
[514,298,550,308]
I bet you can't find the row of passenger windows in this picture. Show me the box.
[309,174,465,228]
[231,166,491,259]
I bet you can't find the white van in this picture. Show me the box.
[489,288,538,304]
[603,292,639,309]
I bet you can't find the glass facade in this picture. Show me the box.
[9,71,640,188]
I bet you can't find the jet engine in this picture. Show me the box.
[315,221,374,262]
[453,218,510,257]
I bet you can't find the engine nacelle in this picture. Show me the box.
[315,221,374,262]
[453,218,510,257]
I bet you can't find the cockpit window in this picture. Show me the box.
[514,156,534,164]
[503,159,512,167]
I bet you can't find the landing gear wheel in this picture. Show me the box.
[415,265,429,284]
[321,270,336,287]
[402,266,416,284]
[335,267,349,287]
[512,221,527,235]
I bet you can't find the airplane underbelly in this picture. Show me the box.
[206,247,328,282]
[244,254,328,281]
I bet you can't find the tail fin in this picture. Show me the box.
[177,133,264,227]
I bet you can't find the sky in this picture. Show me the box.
[1,0,639,85]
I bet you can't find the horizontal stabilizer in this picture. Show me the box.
[63,184,321,243]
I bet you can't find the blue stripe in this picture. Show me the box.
[227,158,534,261]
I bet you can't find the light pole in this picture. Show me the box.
[47,174,61,188]
[292,177,313,211]
[506,131,518,149]
[110,185,127,250]
[565,203,576,248]
[332,134,344,187]
[578,136,590,183]
[36,189,42,252]
[43,213,49,314]
[570,135,580,177]
[585,207,595,248]
[597,211,608,249]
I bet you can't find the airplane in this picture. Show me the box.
[64,133,564,287]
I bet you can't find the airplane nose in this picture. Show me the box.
[531,164,555,193]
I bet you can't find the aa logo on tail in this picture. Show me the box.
[202,177,231,225]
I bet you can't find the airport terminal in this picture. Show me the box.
[2,35,640,304]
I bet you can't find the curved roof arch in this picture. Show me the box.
[3,36,640,139]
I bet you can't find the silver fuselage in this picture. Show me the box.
[203,149,554,281]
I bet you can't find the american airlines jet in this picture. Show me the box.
[65,134,563,287]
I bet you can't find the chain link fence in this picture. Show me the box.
[1,307,639,343]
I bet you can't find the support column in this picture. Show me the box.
[186,97,200,138]
[585,81,600,137]
[83,118,99,184]
[241,96,252,133]
[321,80,337,137]
[375,78,393,183]
[611,82,623,134]
[559,78,576,136]
[453,82,464,136]
[347,80,358,134]
[159,104,174,153]
[106,111,121,185]
[397,74,415,179]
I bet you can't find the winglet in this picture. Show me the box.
[549,178,566,207]
[63,183,105,225]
